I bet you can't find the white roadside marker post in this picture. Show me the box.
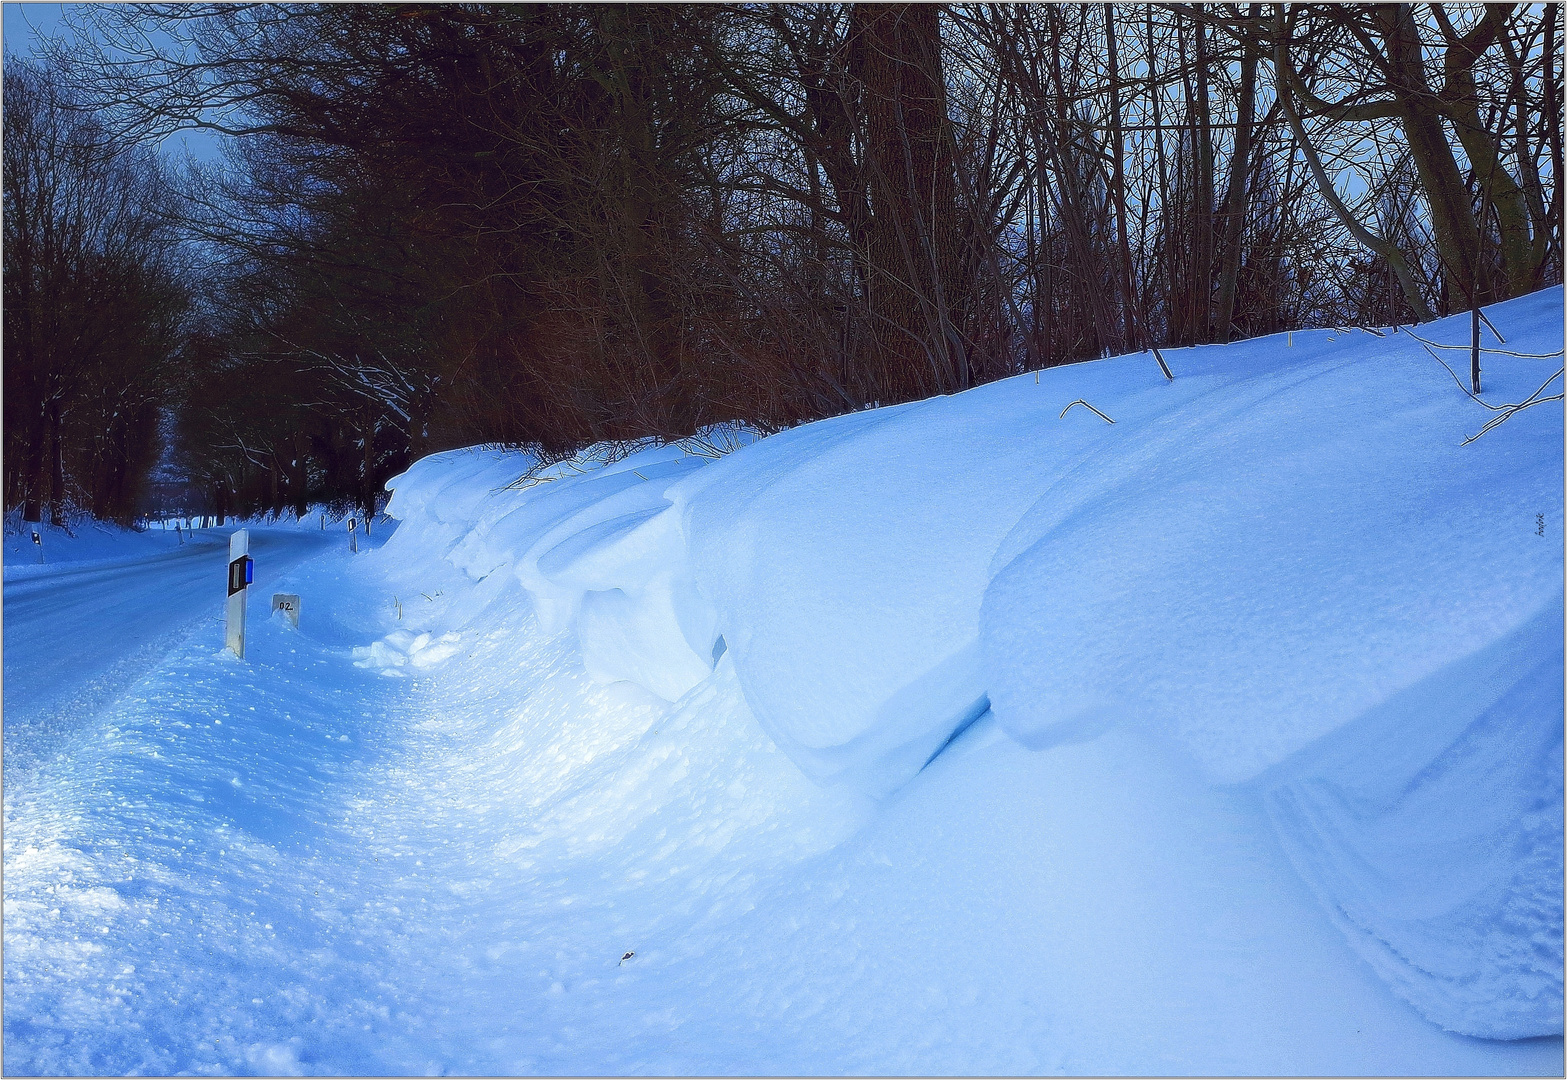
[31,528,43,564]
[225,529,253,659]
[349,517,358,554]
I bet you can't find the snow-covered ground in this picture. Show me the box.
[4,290,1562,1074]
[3,518,217,582]
[3,523,337,776]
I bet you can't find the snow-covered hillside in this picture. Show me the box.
[4,289,1562,1074]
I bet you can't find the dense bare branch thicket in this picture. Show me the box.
[11,3,1559,522]
[3,59,191,526]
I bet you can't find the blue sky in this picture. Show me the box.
[4,2,221,162]
[3,2,64,57]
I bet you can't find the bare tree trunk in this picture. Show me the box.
[1214,8,1260,344]
[1037,155,1054,369]
[1150,8,1173,345]
[361,410,377,520]
[21,400,47,523]
[1373,6,1482,310]
[1193,17,1215,341]
[1434,4,1536,298]
[1039,7,1113,357]
[1025,178,1040,363]
[269,453,283,520]
[1546,4,1563,283]
[290,431,310,519]
[1496,19,1553,286]
[850,2,963,399]
[48,398,66,528]
[1104,4,1137,353]
[1275,9,1435,322]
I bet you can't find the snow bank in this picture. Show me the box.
[388,396,1107,799]
[389,294,1563,802]
[980,292,1563,783]
[381,445,537,563]
[968,292,1563,1037]
[382,289,1563,1039]
[384,442,722,702]
[669,395,1073,796]
[1266,598,1563,1039]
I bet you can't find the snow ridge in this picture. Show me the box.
[382,287,1564,1040]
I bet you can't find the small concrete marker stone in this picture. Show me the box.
[272,593,301,628]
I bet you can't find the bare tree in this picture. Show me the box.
[3,59,189,526]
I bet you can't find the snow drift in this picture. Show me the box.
[383,287,1564,1040]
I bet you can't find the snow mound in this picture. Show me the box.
[382,446,537,566]
[353,630,463,675]
[383,437,769,706]
[668,393,1071,797]
[381,290,1563,1040]
[972,292,1562,1038]
[1266,599,1564,1039]
[980,302,1563,781]
[383,446,532,528]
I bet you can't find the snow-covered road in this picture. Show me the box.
[4,529,335,775]
[3,528,422,1075]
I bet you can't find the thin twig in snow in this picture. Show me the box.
[1060,400,1115,424]
[1460,369,1565,445]
[1417,334,1564,442]
[1400,326,1562,360]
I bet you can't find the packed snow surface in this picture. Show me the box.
[3,521,334,775]
[4,290,1562,1073]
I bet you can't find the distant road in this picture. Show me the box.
[3,528,333,774]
